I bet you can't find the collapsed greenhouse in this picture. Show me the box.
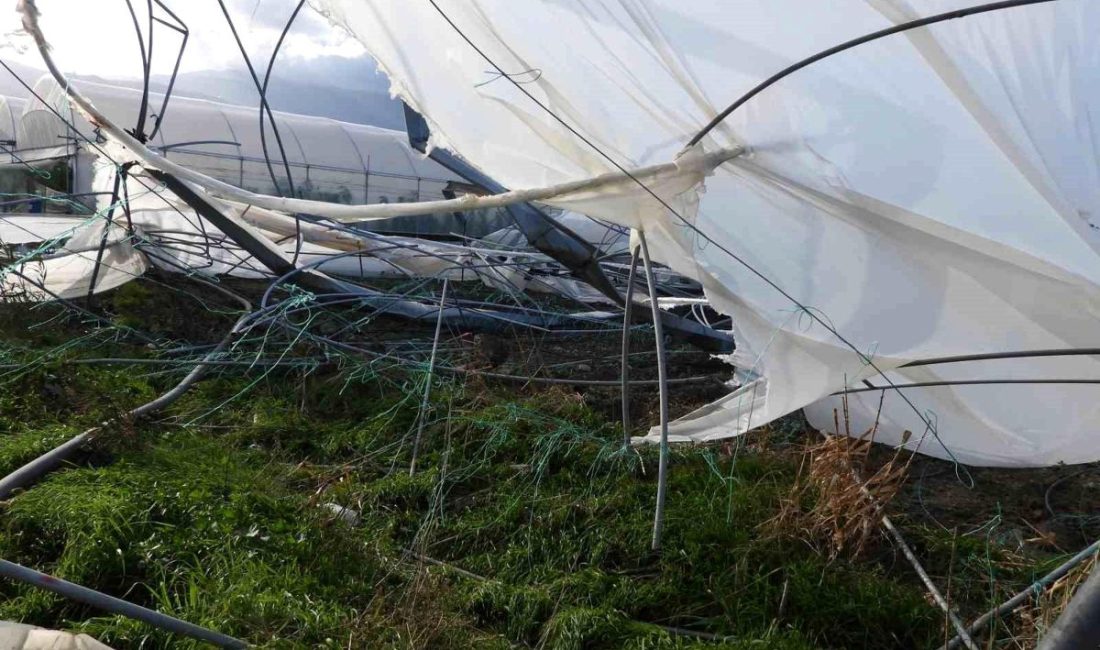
[1,0,1099,648]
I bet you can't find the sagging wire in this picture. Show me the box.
[147,0,189,142]
[0,56,229,260]
[423,0,976,479]
[121,0,153,141]
[686,0,1059,148]
[215,0,297,200]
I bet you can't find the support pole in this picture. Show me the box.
[809,426,978,648]
[639,232,670,551]
[409,278,449,476]
[86,170,123,302]
[1036,558,1100,650]
[879,514,977,650]
[0,560,247,648]
[944,539,1100,649]
[620,244,640,448]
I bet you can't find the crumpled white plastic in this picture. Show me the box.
[317,0,1100,466]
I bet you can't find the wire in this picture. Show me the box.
[147,0,189,142]
[215,0,297,199]
[258,0,307,265]
[687,0,1059,148]
[121,0,151,140]
[423,0,976,473]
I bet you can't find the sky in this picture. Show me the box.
[0,0,370,78]
[0,0,405,127]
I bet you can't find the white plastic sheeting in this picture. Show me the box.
[0,216,147,301]
[482,210,629,257]
[0,621,112,650]
[318,0,1100,466]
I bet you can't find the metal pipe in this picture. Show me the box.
[85,171,123,301]
[836,379,1100,395]
[944,539,1100,649]
[409,278,449,476]
[1035,555,1100,650]
[0,311,252,500]
[640,232,670,551]
[879,515,977,649]
[901,348,1100,368]
[621,244,640,448]
[0,560,246,648]
[685,0,1057,149]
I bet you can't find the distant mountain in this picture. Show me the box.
[5,56,405,130]
[0,60,47,99]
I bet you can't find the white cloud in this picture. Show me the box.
[0,0,367,78]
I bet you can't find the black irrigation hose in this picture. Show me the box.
[686,0,1059,148]
[216,0,303,265]
[1045,469,1088,520]
[258,0,306,266]
[0,306,255,501]
[259,0,306,190]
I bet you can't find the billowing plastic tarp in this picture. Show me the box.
[1,217,148,301]
[318,0,1100,466]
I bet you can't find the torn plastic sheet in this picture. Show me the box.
[317,0,1100,466]
[94,166,630,304]
[1,219,147,301]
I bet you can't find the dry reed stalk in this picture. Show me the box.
[764,393,914,558]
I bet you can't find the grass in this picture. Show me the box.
[0,286,1080,648]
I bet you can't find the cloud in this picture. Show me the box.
[0,0,369,77]
[230,0,325,35]
[0,0,396,127]
[213,0,368,63]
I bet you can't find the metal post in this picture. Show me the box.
[621,244,641,448]
[86,170,124,301]
[0,560,247,648]
[365,155,371,202]
[1037,560,1100,650]
[639,232,670,551]
[943,539,1100,648]
[409,278,449,475]
[880,515,977,649]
